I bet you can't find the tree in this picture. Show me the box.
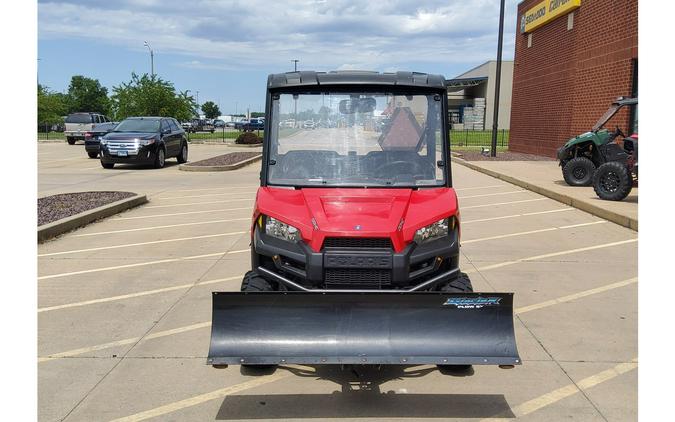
[38,84,68,124]
[201,101,220,119]
[67,75,109,114]
[110,73,197,122]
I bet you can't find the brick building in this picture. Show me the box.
[509,0,638,157]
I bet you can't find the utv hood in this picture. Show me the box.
[254,187,458,252]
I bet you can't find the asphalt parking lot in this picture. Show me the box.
[38,141,637,422]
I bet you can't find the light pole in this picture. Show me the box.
[490,0,506,157]
[143,41,154,77]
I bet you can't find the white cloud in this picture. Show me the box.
[38,0,519,74]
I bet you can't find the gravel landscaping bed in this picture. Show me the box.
[184,152,260,167]
[453,151,555,161]
[38,191,136,226]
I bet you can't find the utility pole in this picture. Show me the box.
[196,91,200,115]
[291,59,299,72]
[490,0,506,157]
[291,60,299,123]
[143,41,154,77]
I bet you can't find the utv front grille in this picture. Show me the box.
[323,237,392,249]
[325,268,392,288]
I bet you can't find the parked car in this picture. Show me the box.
[99,117,188,169]
[279,119,296,128]
[64,112,112,145]
[213,119,226,128]
[188,118,215,133]
[225,121,236,128]
[302,120,316,129]
[181,121,194,131]
[242,118,265,131]
[84,122,118,158]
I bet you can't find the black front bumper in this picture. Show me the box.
[100,144,159,164]
[253,227,460,289]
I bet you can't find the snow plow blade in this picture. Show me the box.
[207,292,520,366]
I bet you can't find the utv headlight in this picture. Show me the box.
[414,217,454,244]
[265,216,300,242]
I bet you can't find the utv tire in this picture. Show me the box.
[240,271,278,371]
[177,143,188,164]
[562,157,595,186]
[153,147,166,169]
[101,161,114,169]
[240,270,274,292]
[441,272,473,293]
[67,137,76,145]
[87,151,98,158]
[438,272,474,372]
[593,161,632,201]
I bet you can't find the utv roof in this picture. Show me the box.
[267,71,447,89]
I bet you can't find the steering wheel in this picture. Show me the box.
[375,160,418,175]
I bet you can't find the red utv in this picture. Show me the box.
[208,71,519,371]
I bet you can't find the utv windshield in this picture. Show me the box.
[268,92,446,187]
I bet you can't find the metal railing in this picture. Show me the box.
[450,129,509,148]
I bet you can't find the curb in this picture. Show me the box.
[179,154,262,172]
[38,194,148,242]
[227,143,263,148]
[452,158,638,231]
[37,140,65,144]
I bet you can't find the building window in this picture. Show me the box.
[527,33,532,48]
[567,12,574,30]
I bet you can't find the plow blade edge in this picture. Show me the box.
[207,292,520,366]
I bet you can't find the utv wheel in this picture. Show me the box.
[240,271,278,371]
[153,147,166,169]
[240,270,274,292]
[562,157,595,186]
[593,161,632,201]
[177,143,188,164]
[101,161,114,169]
[67,137,76,145]
[87,151,98,158]
[441,272,473,293]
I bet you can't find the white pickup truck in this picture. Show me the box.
[64,112,112,145]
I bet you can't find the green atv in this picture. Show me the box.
[557,97,638,186]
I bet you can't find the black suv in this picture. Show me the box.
[99,117,188,169]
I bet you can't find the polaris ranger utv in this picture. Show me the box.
[208,71,520,369]
[557,97,638,186]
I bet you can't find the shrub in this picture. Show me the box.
[235,132,263,145]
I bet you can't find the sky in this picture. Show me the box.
[37,0,520,115]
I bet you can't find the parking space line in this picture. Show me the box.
[467,238,637,274]
[170,185,258,193]
[463,208,573,224]
[454,184,505,191]
[38,250,248,281]
[108,371,291,422]
[37,274,638,362]
[115,207,251,220]
[38,275,242,313]
[462,198,547,209]
[481,358,638,421]
[38,321,213,363]
[155,192,254,200]
[38,231,248,257]
[463,221,606,244]
[72,218,250,237]
[515,277,637,315]
[145,199,252,209]
[459,190,527,199]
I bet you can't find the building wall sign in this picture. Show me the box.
[520,0,581,33]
